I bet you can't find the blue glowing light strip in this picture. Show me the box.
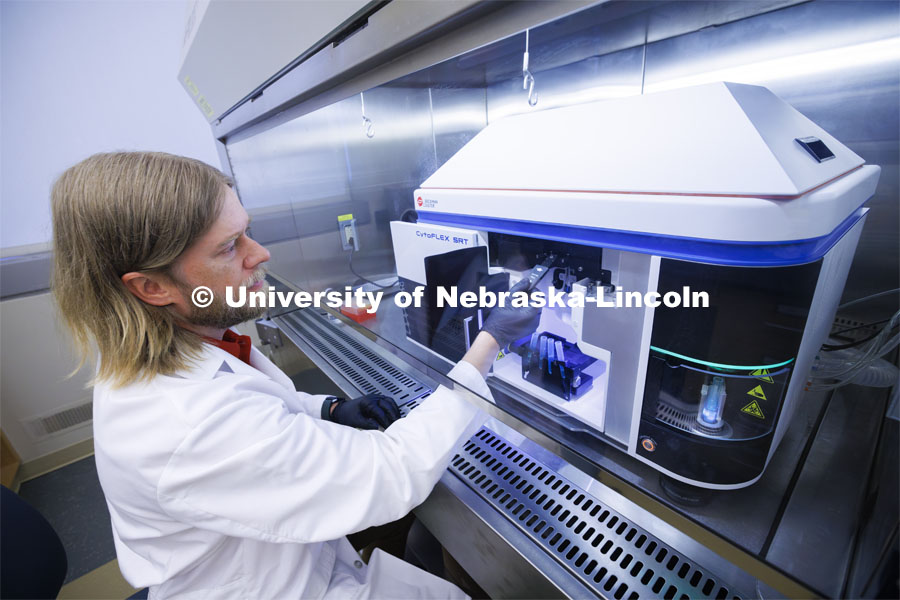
[650,346,795,371]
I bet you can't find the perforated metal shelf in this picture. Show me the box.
[278,309,431,412]
[451,429,747,600]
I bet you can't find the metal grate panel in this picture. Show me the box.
[280,310,431,409]
[450,428,747,600]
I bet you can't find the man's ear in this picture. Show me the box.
[121,272,178,306]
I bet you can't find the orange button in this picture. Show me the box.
[640,437,657,452]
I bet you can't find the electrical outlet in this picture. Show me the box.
[338,213,358,251]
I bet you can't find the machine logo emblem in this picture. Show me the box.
[417,197,423,207]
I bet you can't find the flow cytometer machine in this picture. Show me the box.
[391,82,880,489]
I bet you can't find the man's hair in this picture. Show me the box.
[51,152,232,387]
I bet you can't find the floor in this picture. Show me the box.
[17,456,146,599]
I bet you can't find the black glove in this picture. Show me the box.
[322,393,401,430]
[481,278,543,348]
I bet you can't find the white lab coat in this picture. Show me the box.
[92,341,489,599]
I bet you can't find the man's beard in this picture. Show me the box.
[177,268,269,331]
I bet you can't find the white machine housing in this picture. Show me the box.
[394,82,879,489]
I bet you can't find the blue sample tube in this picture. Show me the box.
[555,340,567,392]
[698,376,726,427]
[526,332,540,371]
[555,341,565,366]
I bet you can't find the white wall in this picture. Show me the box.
[0,293,96,462]
[1,0,221,250]
[0,0,222,462]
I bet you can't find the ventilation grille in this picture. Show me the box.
[25,400,93,439]
[280,310,431,404]
[450,428,745,600]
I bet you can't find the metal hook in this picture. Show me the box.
[522,30,538,107]
[524,72,537,106]
[360,92,374,138]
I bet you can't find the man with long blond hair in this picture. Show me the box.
[51,151,540,599]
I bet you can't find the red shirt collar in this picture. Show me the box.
[202,329,252,366]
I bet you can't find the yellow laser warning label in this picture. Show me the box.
[751,368,774,383]
[747,385,767,401]
[741,400,765,419]
[338,213,354,222]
